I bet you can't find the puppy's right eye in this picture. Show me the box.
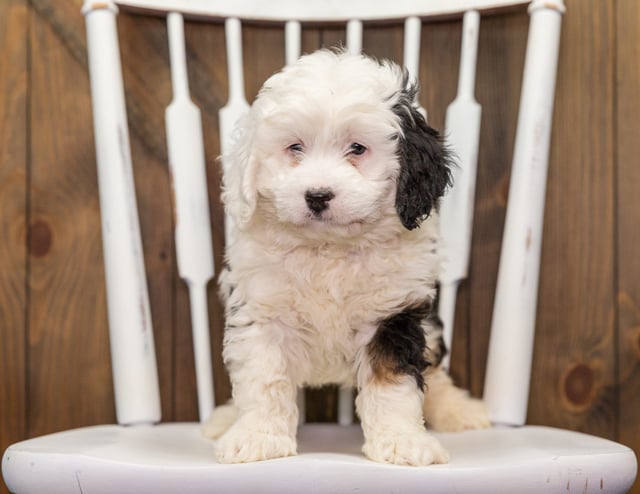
[287,143,304,153]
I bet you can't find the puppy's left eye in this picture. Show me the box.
[349,143,367,156]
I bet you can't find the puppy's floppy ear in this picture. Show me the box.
[392,80,453,230]
[221,115,259,231]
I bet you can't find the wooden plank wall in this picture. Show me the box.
[616,0,640,474]
[0,0,28,471]
[1,0,638,492]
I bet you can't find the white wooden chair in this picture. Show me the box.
[2,1,637,493]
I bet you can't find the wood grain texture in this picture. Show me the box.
[0,1,28,492]
[529,0,617,439]
[616,1,640,492]
[27,0,115,436]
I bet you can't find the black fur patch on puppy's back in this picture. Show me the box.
[367,301,447,390]
[392,79,453,230]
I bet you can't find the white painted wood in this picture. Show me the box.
[219,17,250,246]
[438,10,481,371]
[403,16,427,119]
[82,0,161,426]
[114,0,530,22]
[346,19,362,55]
[296,388,306,425]
[166,12,216,422]
[483,0,565,426]
[3,423,636,494]
[337,388,354,426]
[403,16,421,80]
[437,283,458,370]
[187,284,215,419]
[285,20,301,65]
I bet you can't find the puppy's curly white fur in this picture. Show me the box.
[204,49,490,465]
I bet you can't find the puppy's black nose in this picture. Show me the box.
[305,189,335,214]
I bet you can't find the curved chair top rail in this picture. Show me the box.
[102,0,546,23]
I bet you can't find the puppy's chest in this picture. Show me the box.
[280,247,432,331]
[288,255,372,317]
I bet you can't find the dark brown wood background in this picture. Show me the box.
[1,0,639,492]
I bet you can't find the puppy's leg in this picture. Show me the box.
[355,304,452,466]
[355,355,449,466]
[422,367,491,432]
[215,321,298,463]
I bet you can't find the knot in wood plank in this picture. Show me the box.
[28,219,53,258]
[563,362,595,409]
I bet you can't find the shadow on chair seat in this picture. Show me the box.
[3,423,636,494]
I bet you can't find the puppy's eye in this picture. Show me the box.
[288,143,304,153]
[349,143,367,156]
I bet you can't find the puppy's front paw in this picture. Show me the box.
[363,431,449,466]
[215,425,297,463]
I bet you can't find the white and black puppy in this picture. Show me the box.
[204,49,490,466]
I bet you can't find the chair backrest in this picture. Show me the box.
[81,0,564,428]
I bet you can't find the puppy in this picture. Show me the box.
[204,49,490,466]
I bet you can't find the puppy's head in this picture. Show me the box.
[222,50,452,239]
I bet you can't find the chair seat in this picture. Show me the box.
[2,423,636,494]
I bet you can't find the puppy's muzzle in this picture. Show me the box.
[305,188,335,215]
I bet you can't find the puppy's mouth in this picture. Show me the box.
[304,210,366,228]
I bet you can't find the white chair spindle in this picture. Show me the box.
[438,10,481,371]
[336,387,354,426]
[403,16,421,80]
[82,0,161,425]
[346,19,363,55]
[166,12,216,422]
[285,20,301,66]
[402,16,427,119]
[220,17,250,247]
[483,0,565,426]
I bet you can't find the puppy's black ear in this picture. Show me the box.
[392,81,453,230]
